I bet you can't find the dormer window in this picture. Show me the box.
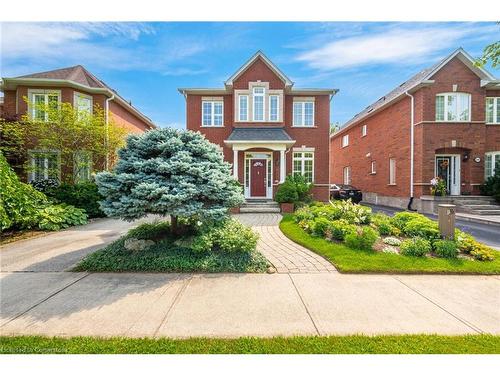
[253,87,265,121]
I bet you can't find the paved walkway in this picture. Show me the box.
[234,213,337,273]
[1,272,498,338]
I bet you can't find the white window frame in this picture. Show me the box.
[201,100,224,127]
[74,92,93,116]
[74,151,92,182]
[342,134,349,148]
[485,97,500,124]
[485,151,500,179]
[343,166,351,185]
[269,95,279,122]
[435,92,471,122]
[293,101,315,127]
[362,124,367,137]
[28,150,61,182]
[293,151,314,183]
[371,161,376,174]
[238,95,248,122]
[28,89,61,122]
[253,87,265,122]
[389,158,397,185]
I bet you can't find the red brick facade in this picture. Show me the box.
[330,52,500,210]
[182,53,335,201]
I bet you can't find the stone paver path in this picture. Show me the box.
[234,213,337,273]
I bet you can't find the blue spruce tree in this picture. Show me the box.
[96,128,244,234]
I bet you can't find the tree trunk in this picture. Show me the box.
[170,215,178,236]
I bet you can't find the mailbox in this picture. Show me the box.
[438,204,456,240]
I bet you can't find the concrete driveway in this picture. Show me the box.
[0,217,155,272]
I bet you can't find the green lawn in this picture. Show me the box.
[73,236,268,273]
[1,334,498,354]
[280,215,500,274]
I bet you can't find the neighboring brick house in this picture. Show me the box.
[0,65,156,182]
[179,51,337,201]
[330,48,500,212]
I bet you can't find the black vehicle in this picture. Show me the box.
[330,184,363,203]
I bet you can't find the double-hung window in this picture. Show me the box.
[238,95,248,121]
[74,151,92,182]
[343,166,351,185]
[269,95,279,122]
[74,92,93,117]
[389,158,397,185]
[486,97,500,124]
[30,90,60,121]
[202,100,223,126]
[293,101,314,126]
[28,151,60,182]
[485,151,500,179]
[293,152,314,183]
[342,134,349,147]
[253,87,265,121]
[435,93,471,122]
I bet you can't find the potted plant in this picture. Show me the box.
[430,177,447,196]
[275,177,298,213]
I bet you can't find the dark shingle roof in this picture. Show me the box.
[17,65,106,89]
[227,127,293,142]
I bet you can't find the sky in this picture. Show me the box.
[1,22,499,128]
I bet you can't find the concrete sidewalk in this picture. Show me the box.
[1,272,498,338]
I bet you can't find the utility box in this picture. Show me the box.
[438,204,456,240]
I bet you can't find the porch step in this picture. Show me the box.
[452,196,500,216]
[239,200,281,213]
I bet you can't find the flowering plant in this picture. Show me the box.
[430,176,447,196]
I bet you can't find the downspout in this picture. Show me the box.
[405,91,417,211]
[105,94,115,171]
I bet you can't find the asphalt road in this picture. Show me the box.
[362,203,500,249]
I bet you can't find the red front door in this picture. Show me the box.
[250,159,267,197]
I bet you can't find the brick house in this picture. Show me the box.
[179,51,337,201]
[1,65,156,182]
[330,48,500,213]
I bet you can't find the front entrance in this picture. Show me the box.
[250,159,267,197]
[244,152,273,199]
[435,155,461,195]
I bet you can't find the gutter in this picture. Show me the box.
[405,91,417,211]
[105,94,115,171]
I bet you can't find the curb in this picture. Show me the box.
[455,214,500,227]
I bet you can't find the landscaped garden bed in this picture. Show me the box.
[1,334,498,354]
[74,218,268,273]
[280,201,500,274]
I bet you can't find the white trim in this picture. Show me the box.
[292,100,315,127]
[342,134,349,148]
[486,97,500,124]
[73,91,93,115]
[435,92,471,122]
[361,124,367,137]
[28,150,61,182]
[244,152,273,199]
[225,51,293,87]
[389,158,397,185]
[224,140,295,151]
[484,151,500,179]
[252,86,265,122]
[201,99,224,127]
[238,94,248,122]
[371,160,376,174]
[292,150,314,184]
[269,94,279,122]
[27,88,61,121]
[343,166,351,185]
[435,154,461,195]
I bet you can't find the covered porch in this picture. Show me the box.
[224,128,295,199]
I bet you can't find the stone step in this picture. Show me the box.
[242,203,280,208]
[455,199,497,205]
[240,207,281,213]
[460,204,500,210]
[468,209,500,215]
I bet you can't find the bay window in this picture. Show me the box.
[486,97,500,124]
[293,101,314,126]
[253,87,265,121]
[293,151,314,183]
[202,100,223,126]
[435,93,471,122]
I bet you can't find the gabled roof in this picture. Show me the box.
[1,65,156,128]
[334,48,497,137]
[224,50,294,87]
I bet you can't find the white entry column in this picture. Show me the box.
[233,149,238,179]
[279,149,286,183]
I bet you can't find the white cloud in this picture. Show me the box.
[296,24,496,70]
